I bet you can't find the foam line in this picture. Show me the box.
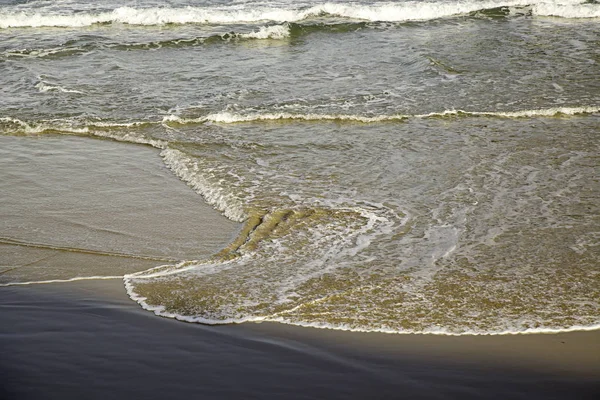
[123,281,600,335]
[0,275,123,287]
[195,106,600,124]
[3,106,598,141]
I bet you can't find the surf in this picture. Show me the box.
[2,1,598,29]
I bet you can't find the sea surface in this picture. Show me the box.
[1,0,599,335]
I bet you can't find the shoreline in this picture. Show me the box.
[2,135,598,398]
[2,279,599,400]
[6,273,598,338]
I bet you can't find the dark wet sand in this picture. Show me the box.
[1,280,598,400]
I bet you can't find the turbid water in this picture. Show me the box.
[1,0,599,335]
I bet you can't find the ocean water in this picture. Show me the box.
[1,0,599,335]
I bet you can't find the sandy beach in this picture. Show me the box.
[3,1,600,398]
[1,130,599,400]
[2,133,599,399]
[1,279,599,400]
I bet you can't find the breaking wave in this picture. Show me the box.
[532,2,600,18]
[35,79,84,94]
[1,1,598,29]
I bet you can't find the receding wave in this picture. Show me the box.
[122,142,600,335]
[1,1,597,29]
[0,117,167,148]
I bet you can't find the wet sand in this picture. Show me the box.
[0,134,240,284]
[1,279,599,400]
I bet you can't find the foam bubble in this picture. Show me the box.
[263,318,600,336]
[123,277,600,335]
[3,47,81,59]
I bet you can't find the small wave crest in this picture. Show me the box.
[3,46,88,59]
[163,106,600,125]
[35,79,83,94]
[239,24,291,40]
[0,116,167,148]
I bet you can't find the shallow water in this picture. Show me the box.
[1,0,599,334]
[0,135,239,282]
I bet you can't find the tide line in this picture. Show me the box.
[0,275,123,287]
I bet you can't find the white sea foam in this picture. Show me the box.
[0,116,90,134]
[266,318,600,336]
[204,111,407,123]
[35,80,83,94]
[91,130,167,149]
[240,24,291,40]
[124,273,260,325]
[161,114,204,124]
[200,106,600,125]
[464,106,600,117]
[532,3,600,18]
[416,106,600,118]
[3,106,596,140]
[123,280,600,335]
[1,1,595,29]
[9,265,594,335]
